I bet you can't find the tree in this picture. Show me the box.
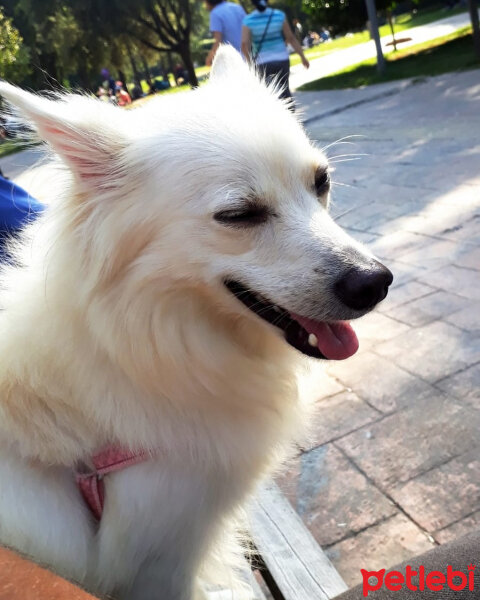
[467,0,480,59]
[88,0,202,88]
[70,0,206,89]
[0,6,30,82]
[2,0,208,91]
[2,0,110,89]
[125,40,144,89]
[302,0,367,37]
[384,3,397,51]
[2,0,65,88]
[364,0,385,73]
[374,0,413,52]
[124,0,201,87]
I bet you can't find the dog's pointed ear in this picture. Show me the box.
[0,82,126,187]
[210,45,253,83]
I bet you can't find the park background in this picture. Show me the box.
[0,0,479,103]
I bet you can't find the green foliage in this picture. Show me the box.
[301,0,423,37]
[1,0,105,87]
[1,0,206,89]
[189,8,211,63]
[299,26,477,90]
[302,0,367,35]
[0,6,30,82]
[0,140,23,158]
[116,0,202,86]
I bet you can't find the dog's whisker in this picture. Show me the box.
[329,158,364,164]
[330,180,354,188]
[224,285,289,323]
[320,135,365,153]
[327,153,369,160]
[331,207,358,219]
[228,290,277,315]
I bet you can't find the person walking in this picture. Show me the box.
[115,82,132,107]
[241,0,309,104]
[205,0,246,66]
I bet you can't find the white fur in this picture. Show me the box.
[0,47,374,599]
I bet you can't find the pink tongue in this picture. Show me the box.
[291,314,359,360]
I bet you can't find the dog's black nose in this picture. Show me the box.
[335,261,393,311]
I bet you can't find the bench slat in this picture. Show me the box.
[249,482,348,600]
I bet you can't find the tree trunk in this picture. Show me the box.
[178,43,198,88]
[42,52,63,90]
[168,55,179,86]
[364,0,385,73]
[139,53,154,92]
[118,69,129,94]
[139,54,153,82]
[160,56,169,79]
[77,63,91,91]
[387,9,397,51]
[467,0,480,59]
[126,42,143,88]
[164,55,175,87]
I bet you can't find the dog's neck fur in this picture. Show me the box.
[0,185,304,470]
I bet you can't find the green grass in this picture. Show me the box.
[297,27,479,91]
[133,66,210,97]
[288,4,468,67]
[391,3,467,30]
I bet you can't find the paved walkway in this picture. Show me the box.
[0,148,46,181]
[290,10,476,90]
[276,69,480,587]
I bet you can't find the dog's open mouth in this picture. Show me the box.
[225,280,359,360]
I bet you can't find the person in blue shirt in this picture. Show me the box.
[241,0,309,104]
[0,175,44,261]
[205,0,246,66]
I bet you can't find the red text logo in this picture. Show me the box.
[361,564,476,597]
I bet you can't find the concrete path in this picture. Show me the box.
[0,148,47,181]
[278,69,480,587]
[290,10,476,90]
[0,147,57,206]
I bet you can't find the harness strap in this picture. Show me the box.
[76,447,148,521]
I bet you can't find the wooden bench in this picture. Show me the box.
[205,481,347,600]
[246,482,347,600]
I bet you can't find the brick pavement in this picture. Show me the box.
[279,70,480,587]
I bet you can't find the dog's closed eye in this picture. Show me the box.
[314,167,331,198]
[214,204,272,227]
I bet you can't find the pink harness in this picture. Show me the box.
[75,447,148,521]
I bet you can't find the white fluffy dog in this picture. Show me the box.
[0,47,392,599]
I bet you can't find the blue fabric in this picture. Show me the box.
[0,176,44,230]
[210,1,246,52]
[243,8,287,64]
[0,176,44,259]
